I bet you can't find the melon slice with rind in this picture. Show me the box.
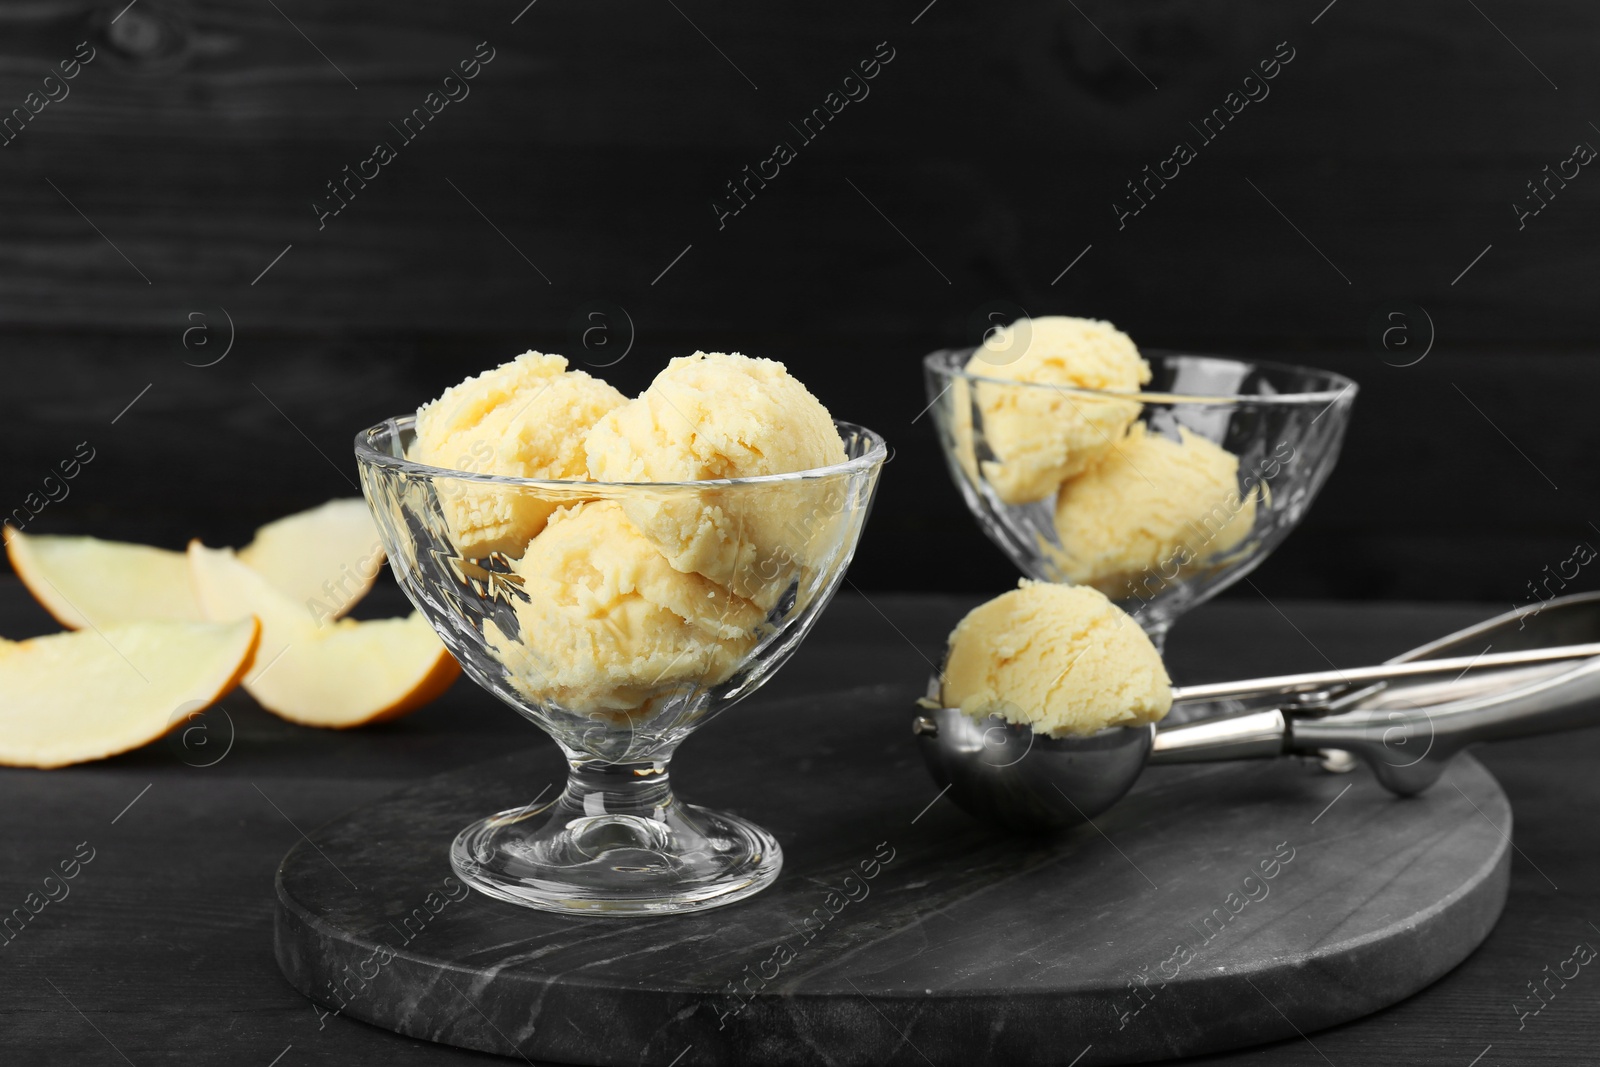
[5,498,383,631]
[4,529,202,630]
[0,617,259,768]
[237,498,385,620]
[187,542,456,728]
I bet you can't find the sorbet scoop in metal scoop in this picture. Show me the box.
[915,639,1600,832]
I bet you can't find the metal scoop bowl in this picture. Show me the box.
[915,593,1600,831]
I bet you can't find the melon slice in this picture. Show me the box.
[238,499,385,620]
[187,542,456,728]
[4,528,204,629]
[0,617,259,768]
[6,499,383,632]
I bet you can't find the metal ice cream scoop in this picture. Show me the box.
[915,593,1600,831]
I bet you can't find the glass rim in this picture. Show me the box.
[353,415,890,489]
[923,347,1359,406]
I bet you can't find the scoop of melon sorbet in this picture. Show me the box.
[584,352,848,608]
[941,580,1172,737]
[410,351,625,558]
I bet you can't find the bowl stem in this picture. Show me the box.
[449,747,783,915]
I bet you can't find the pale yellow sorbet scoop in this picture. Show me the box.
[1054,422,1257,598]
[956,316,1151,504]
[584,352,848,607]
[941,580,1172,737]
[409,351,625,558]
[490,500,764,715]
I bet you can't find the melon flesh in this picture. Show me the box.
[238,499,385,619]
[4,529,202,629]
[0,618,259,768]
[187,542,456,728]
[246,615,459,728]
[5,498,383,631]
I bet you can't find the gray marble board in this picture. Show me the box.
[274,682,1511,1065]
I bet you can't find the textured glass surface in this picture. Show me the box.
[925,348,1356,646]
[356,416,887,915]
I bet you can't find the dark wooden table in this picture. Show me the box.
[2,582,1593,1066]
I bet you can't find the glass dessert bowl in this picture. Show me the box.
[924,348,1356,651]
[355,416,888,915]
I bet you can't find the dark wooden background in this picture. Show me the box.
[1,0,1596,601]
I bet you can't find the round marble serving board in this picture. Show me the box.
[275,682,1511,1066]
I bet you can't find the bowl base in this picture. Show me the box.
[450,799,782,916]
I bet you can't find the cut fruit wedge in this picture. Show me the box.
[238,498,385,620]
[238,614,460,729]
[188,542,457,728]
[0,618,259,768]
[4,528,204,629]
[6,499,383,631]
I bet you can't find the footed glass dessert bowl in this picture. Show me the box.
[924,348,1356,651]
[356,416,887,915]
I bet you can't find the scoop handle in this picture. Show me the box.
[1170,641,1600,706]
[1150,657,1600,796]
[1290,655,1600,795]
[1149,709,1288,763]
